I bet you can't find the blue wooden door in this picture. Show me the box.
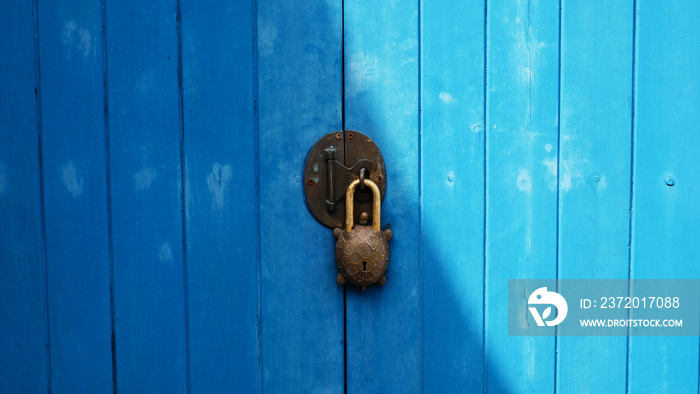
[1,0,699,393]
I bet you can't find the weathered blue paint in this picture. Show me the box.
[0,2,49,392]
[257,0,345,392]
[421,0,486,391]
[343,1,421,392]
[1,0,699,393]
[628,1,700,392]
[556,1,634,392]
[106,0,188,391]
[486,0,560,392]
[38,0,114,391]
[180,0,260,392]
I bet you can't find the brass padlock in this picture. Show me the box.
[333,178,392,290]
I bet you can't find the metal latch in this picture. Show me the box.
[303,131,386,229]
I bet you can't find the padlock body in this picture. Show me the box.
[335,225,390,288]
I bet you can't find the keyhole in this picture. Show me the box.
[362,261,368,271]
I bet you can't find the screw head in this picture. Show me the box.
[359,212,369,225]
[347,132,354,139]
[665,177,675,186]
[307,179,315,185]
[335,132,342,140]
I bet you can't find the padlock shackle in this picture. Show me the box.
[345,179,381,232]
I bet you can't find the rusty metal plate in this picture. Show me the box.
[303,130,386,228]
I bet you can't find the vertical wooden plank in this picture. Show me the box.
[0,2,49,392]
[485,0,560,392]
[629,1,700,392]
[556,1,633,392]
[257,0,344,391]
[37,0,114,391]
[106,1,188,391]
[421,0,486,391]
[344,1,420,392]
[180,0,260,392]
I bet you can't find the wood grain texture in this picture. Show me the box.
[556,1,633,392]
[257,0,345,392]
[421,0,486,391]
[180,0,260,392]
[343,1,421,392]
[0,2,50,392]
[106,0,188,391]
[628,1,700,392]
[485,0,560,391]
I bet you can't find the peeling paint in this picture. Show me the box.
[207,163,232,210]
[347,52,380,96]
[134,167,157,190]
[259,20,277,57]
[159,242,173,263]
[62,20,95,58]
[439,92,454,104]
[517,168,532,194]
[541,157,558,192]
[62,162,83,198]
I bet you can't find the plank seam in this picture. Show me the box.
[341,1,348,393]
[625,1,639,393]
[554,1,563,393]
[100,0,118,391]
[481,0,489,392]
[417,0,423,391]
[175,1,191,392]
[251,0,263,390]
[341,0,346,134]
[33,0,52,391]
